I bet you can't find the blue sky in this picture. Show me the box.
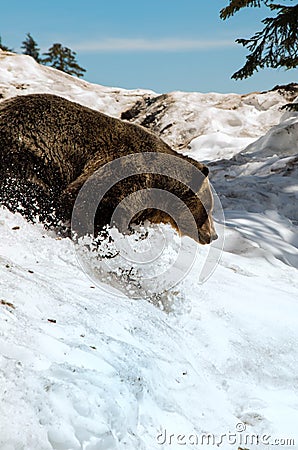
[1,0,296,93]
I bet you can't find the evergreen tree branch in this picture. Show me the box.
[0,36,13,52]
[231,3,298,79]
[220,0,275,19]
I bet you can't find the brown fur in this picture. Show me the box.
[0,94,217,244]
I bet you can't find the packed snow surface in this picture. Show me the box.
[0,52,298,450]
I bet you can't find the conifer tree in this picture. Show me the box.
[21,33,40,62]
[0,36,13,52]
[220,0,298,80]
[42,43,86,77]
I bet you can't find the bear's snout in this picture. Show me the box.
[198,216,218,245]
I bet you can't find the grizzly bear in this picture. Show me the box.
[0,94,217,244]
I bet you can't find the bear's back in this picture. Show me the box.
[0,93,181,188]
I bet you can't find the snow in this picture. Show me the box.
[0,51,156,118]
[0,52,298,450]
[119,89,296,160]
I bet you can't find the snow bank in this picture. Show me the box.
[1,207,298,450]
[120,89,298,159]
[0,52,156,118]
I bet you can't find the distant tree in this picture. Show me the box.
[0,36,13,52]
[21,33,40,62]
[42,43,86,77]
[220,0,298,80]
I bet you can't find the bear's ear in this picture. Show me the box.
[201,165,209,177]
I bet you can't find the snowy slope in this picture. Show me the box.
[120,87,298,159]
[0,52,298,450]
[209,105,298,269]
[0,51,156,118]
